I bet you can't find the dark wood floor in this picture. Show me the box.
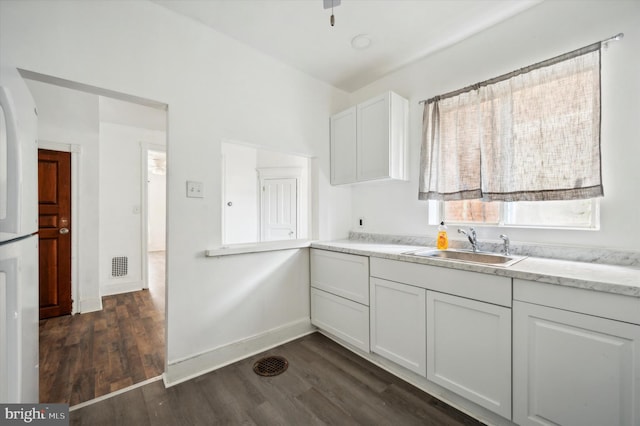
[39,252,165,406]
[70,332,483,425]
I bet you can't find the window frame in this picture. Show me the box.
[432,198,600,231]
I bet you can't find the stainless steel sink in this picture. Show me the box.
[403,249,526,267]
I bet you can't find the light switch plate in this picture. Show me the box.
[186,181,204,198]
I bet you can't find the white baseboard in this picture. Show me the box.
[77,297,102,313]
[101,280,144,297]
[163,318,314,387]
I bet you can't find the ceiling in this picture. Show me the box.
[152,0,542,92]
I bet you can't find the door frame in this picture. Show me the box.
[257,167,301,242]
[140,142,166,290]
[38,140,82,314]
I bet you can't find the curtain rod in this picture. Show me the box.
[418,32,624,105]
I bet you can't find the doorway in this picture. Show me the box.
[24,73,168,405]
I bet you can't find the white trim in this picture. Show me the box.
[38,140,83,314]
[163,318,314,387]
[69,375,163,411]
[100,280,145,296]
[140,142,165,291]
[77,297,101,313]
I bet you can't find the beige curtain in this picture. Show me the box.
[419,47,602,202]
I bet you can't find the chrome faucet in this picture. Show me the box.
[458,227,478,252]
[499,234,510,256]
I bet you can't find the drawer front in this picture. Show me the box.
[514,279,640,325]
[311,288,370,352]
[370,257,511,307]
[311,249,369,305]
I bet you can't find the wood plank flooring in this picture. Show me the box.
[39,252,165,406]
[70,333,484,425]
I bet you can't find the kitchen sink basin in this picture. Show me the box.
[403,249,526,267]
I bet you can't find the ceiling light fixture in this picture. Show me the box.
[322,0,341,27]
[351,34,372,50]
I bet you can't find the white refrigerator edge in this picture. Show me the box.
[0,64,39,403]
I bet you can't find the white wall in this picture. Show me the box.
[0,0,350,378]
[25,79,102,312]
[221,142,259,244]
[347,1,640,251]
[98,120,165,296]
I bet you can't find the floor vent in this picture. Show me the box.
[253,356,288,377]
[111,256,128,277]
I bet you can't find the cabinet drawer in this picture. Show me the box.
[514,279,640,325]
[311,249,369,305]
[370,257,511,307]
[311,288,370,352]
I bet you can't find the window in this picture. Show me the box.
[419,42,604,229]
[438,198,598,229]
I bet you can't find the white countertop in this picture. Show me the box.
[311,240,640,298]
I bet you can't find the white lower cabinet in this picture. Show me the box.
[310,249,370,352]
[310,288,370,352]
[513,300,640,426]
[426,291,512,419]
[370,277,426,376]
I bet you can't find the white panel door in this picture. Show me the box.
[357,93,390,181]
[330,106,356,185]
[427,291,511,419]
[260,177,297,241]
[513,301,640,426]
[370,277,426,376]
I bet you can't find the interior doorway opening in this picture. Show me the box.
[24,71,169,406]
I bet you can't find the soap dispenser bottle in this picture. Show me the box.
[437,221,449,250]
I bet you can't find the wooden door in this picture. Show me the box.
[38,149,72,319]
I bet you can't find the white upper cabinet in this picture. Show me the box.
[329,106,357,185]
[330,91,408,185]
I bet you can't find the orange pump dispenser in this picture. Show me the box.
[436,221,449,250]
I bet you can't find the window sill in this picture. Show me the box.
[205,239,312,257]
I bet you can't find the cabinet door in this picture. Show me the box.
[330,106,357,185]
[513,301,640,426]
[311,288,369,352]
[357,93,390,181]
[427,291,511,419]
[310,249,369,305]
[370,277,426,375]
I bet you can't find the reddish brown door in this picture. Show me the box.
[38,149,72,319]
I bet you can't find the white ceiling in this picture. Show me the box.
[152,0,543,92]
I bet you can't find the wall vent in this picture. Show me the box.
[111,256,128,278]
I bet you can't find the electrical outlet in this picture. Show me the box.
[186,181,204,198]
[358,217,365,228]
